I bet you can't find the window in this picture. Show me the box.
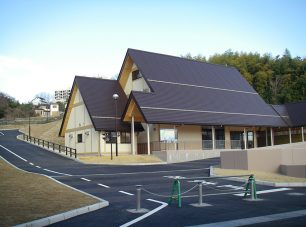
[132,70,142,81]
[120,132,131,144]
[160,129,177,142]
[77,134,83,143]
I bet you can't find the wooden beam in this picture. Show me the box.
[119,56,133,90]
[123,99,145,122]
[60,85,78,137]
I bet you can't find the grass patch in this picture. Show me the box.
[214,168,306,183]
[0,120,64,145]
[0,158,98,226]
[79,154,163,164]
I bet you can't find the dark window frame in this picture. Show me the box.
[77,133,83,143]
[120,132,131,144]
[132,70,142,81]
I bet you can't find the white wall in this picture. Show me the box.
[65,89,99,153]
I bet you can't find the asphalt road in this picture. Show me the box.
[1,129,306,227]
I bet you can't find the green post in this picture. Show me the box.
[244,174,257,200]
[168,177,182,208]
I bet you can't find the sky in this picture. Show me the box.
[0,0,305,103]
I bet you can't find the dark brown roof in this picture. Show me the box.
[126,49,288,127]
[273,101,306,127]
[73,76,143,132]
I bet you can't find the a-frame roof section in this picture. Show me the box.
[59,76,143,136]
[121,49,288,127]
[122,92,147,123]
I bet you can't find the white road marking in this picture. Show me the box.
[187,209,306,227]
[43,168,72,176]
[97,183,110,188]
[120,198,168,227]
[36,166,41,168]
[119,191,134,196]
[0,144,28,162]
[80,177,91,182]
[188,180,216,185]
[217,185,244,190]
[0,131,4,136]
[235,188,291,196]
[29,162,34,165]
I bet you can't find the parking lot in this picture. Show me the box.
[1,130,306,226]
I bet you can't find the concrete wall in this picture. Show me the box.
[280,165,306,178]
[153,149,230,163]
[220,142,306,177]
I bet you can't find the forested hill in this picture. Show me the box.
[184,49,306,105]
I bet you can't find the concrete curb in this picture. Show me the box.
[14,201,108,227]
[225,176,306,187]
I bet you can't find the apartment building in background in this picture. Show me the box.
[54,89,70,103]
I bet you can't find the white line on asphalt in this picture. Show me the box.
[43,168,72,176]
[217,185,244,190]
[119,191,134,196]
[97,183,110,188]
[120,199,168,227]
[234,188,291,196]
[0,144,28,162]
[80,177,91,182]
[0,131,4,136]
[36,166,41,168]
[29,162,34,165]
[186,209,306,227]
[182,191,244,198]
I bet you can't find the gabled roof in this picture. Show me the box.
[59,76,143,136]
[273,101,306,127]
[122,49,288,127]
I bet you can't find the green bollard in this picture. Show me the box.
[168,177,182,208]
[244,174,257,200]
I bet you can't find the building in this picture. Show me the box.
[35,103,59,117]
[55,89,70,103]
[59,49,306,160]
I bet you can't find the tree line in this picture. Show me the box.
[184,49,306,104]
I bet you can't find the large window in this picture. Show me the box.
[120,132,131,144]
[160,129,177,142]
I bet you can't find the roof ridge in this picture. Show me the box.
[127,48,236,70]
[75,75,115,82]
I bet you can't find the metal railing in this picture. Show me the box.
[22,134,77,158]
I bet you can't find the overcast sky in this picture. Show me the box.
[1,0,305,103]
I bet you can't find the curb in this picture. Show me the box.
[14,201,108,227]
[224,176,306,187]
